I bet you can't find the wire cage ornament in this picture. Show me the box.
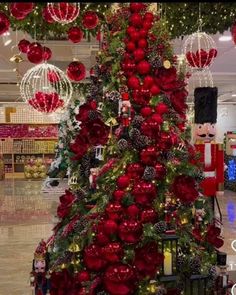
[20,62,73,113]
[47,3,80,24]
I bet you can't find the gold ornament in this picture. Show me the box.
[163,60,171,69]
[61,263,67,269]
[68,242,81,253]
[181,213,189,225]
[147,283,158,293]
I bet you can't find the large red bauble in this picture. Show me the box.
[68,27,83,43]
[9,5,27,20]
[0,12,10,35]
[129,13,142,28]
[84,244,106,271]
[141,208,157,223]
[141,119,160,139]
[143,75,154,88]
[130,3,146,13]
[138,39,148,48]
[155,102,169,114]
[144,12,154,22]
[126,26,136,36]
[42,7,54,23]
[18,39,30,53]
[154,162,166,180]
[126,41,136,52]
[117,175,130,189]
[67,61,86,82]
[105,203,122,220]
[132,181,156,206]
[137,60,151,75]
[102,242,123,263]
[82,11,99,29]
[133,48,145,62]
[42,46,52,61]
[128,76,140,89]
[140,146,157,165]
[113,190,126,202]
[118,220,142,243]
[139,28,148,38]
[96,232,110,245]
[27,43,43,64]
[151,113,163,124]
[129,31,140,42]
[150,84,160,96]
[11,2,34,14]
[126,204,140,219]
[126,162,144,179]
[143,20,153,30]
[75,270,90,283]
[141,106,152,118]
[103,220,118,235]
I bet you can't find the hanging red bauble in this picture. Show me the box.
[42,47,52,61]
[129,13,142,28]
[105,203,122,221]
[67,61,86,82]
[113,190,126,202]
[42,6,54,23]
[27,43,43,64]
[118,220,142,243]
[0,12,10,36]
[128,75,140,89]
[18,39,30,53]
[82,11,99,29]
[126,204,140,220]
[9,5,27,20]
[126,163,144,179]
[150,84,160,96]
[137,60,151,75]
[133,48,145,62]
[231,23,236,45]
[68,27,83,43]
[155,102,169,114]
[132,181,156,206]
[141,209,157,223]
[104,264,136,295]
[138,38,148,48]
[75,271,90,283]
[141,106,152,118]
[116,175,130,189]
[83,244,107,271]
[154,162,166,180]
[144,12,154,22]
[11,2,34,15]
[130,3,146,13]
[102,242,123,263]
[103,219,118,236]
[143,75,154,88]
[140,146,157,165]
[126,41,136,52]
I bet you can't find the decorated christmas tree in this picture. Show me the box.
[31,4,224,295]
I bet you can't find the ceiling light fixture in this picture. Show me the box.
[219,35,232,42]
[232,94,236,97]
[2,31,12,46]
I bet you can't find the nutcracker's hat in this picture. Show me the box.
[194,87,218,124]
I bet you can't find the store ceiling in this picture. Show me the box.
[0,29,236,103]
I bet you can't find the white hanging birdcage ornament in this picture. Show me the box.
[95,145,104,161]
[183,31,217,70]
[47,3,80,24]
[20,62,73,113]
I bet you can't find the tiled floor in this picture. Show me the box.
[0,179,236,294]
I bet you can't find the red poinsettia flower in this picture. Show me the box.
[57,190,76,219]
[82,118,109,145]
[75,100,97,122]
[170,89,188,115]
[70,134,89,161]
[206,224,224,248]
[172,175,199,203]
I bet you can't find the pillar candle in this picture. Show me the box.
[164,250,172,275]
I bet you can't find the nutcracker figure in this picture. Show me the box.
[30,239,50,295]
[119,92,131,138]
[89,167,100,193]
[193,87,224,198]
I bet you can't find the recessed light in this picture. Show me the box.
[232,94,236,97]
[219,35,232,42]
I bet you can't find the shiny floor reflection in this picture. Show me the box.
[1,180,236,294]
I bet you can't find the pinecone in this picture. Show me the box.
[106,90,121,101]
[116,47,125,55]
[132,135,149,150]
[74,218,89,232]
[150,56,163,69]
[143,166,156,181]
[189,256,201,274]
[177,255,187,270]
[209,266,217,280]
[88,110,99,120]
[129,128,141,139]
[118,138,128,150]
[75,188,86,201]
[154,221,167,233]
[80,155,92,178]
[131,115,144,129]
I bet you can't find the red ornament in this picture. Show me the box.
[118,220,142,243]
[82,11,99,29]
[103,219,118,236]
[104,264,136,295]
[126,26,136,36]
[42,47,52,61]
[133,48,145,62]
[42,6,54,23]
[126,163,144,179]
[139,28,148,38]
[113,190,126,202]
[140,146,157,165]
[138,39,148,48]
[130,30,140,42]
[141,209,157,223]
[154,162,166,180]
[137,60,151,75]
[143,20,153,30]
[18,39,30,53]
[28,92,64,113]
[68,27,83,43]
[130,3,146,13]
[96,232,110,245]
[150,84,160,96]
[84,244,107,271]
[172,175,199,203]
[132,181,156,206]
[9,5,27,20]
[0,12,10,35]
[155,102,169,114]
[186,48,217,68]
[151,113,163,124]
[141,106,153,118]
[129,13,142,28]
[143,75,154,88]
[75,271,90,283]
[102,242,123,262]
[127,76,140,89]
[67,61,86,82]
[105,203,122,221]
[11,2,34,14]
[27,42,43,64]
[144,12,154,22]
[117,175,130,189]
[126,204,140,220]
[126,41,136,52]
